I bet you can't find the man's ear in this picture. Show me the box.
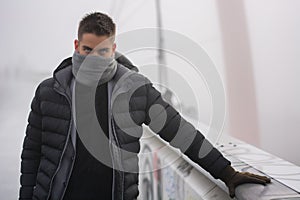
[112,43,116,53]
[74,39,79,51]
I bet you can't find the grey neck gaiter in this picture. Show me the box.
[72,51,117,86]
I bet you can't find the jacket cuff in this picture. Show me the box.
[218,165,237,184]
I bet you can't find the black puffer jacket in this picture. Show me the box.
[19,57,230,200]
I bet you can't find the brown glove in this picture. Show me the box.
[219,165,271,198]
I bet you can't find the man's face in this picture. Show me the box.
[74,33,116,58]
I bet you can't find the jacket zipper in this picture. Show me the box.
[111,117,125,200]
[109,116,116,200]
[46,87,73,200]
[59,144,76,200]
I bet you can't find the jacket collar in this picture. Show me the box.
[52,56,137,103]
[53,57,73,101]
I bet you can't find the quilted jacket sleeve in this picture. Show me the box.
[144,83,230,179]
[19,85,43,200]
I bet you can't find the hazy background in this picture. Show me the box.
[1,0,299,199]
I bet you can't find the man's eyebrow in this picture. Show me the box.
[97,47,109,51]
[82,45,93,50]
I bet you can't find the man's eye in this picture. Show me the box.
[97,49,109,55]
[84,48,92,53]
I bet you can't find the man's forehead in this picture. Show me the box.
[80,33,114,47]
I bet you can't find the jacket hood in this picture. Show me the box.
[115,52,138,72]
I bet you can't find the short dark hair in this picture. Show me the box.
[78,12,116,40]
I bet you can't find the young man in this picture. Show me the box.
[19,12,270,200]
